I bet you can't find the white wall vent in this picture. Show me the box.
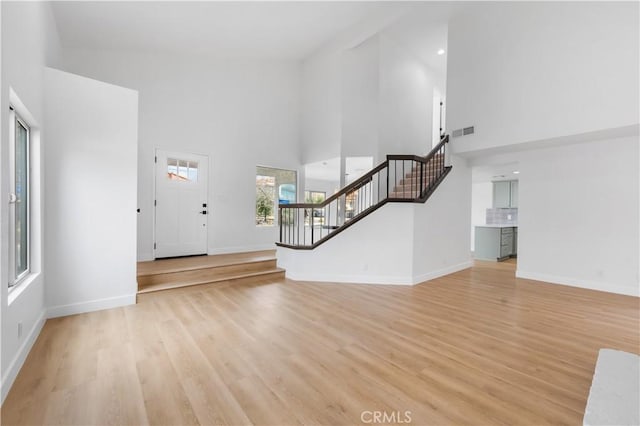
[452,126,475,138]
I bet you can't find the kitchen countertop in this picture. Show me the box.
[475,224,518,228]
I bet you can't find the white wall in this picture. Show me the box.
[44,68,139,316]
[299,3,410,165]
[341,36,380,160]
[470,182,493,250]
[447,2,639,154]
[412,155,473,280]
[305,178,339,198]
[61,49,302,260]
[301,52,342,164]
[516,136,639,297]
[0,1,61,402]
[340,34,435,163]
[378,35,433,159]
[302,33,438,171]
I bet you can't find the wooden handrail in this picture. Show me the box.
[386,135,449,164]
[283,161,388,209]
[424,134,449,163]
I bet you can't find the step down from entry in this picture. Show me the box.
[137,249,284,294]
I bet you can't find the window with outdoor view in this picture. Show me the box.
[10,110,30,287]
[255,166,296,226]
[304,191,326,226]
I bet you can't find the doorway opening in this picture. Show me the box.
[471,162,519,264]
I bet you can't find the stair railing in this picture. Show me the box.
[278,135,451,249]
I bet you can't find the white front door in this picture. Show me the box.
[154,149,208,258]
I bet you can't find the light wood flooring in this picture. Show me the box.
[2,260,639,425]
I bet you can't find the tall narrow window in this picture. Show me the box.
[10,110,30,286]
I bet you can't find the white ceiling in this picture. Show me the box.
[51,1,413,59]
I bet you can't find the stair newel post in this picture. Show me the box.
[443,135,450,169]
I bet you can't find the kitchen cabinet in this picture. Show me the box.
[493,180,518,208]
[474,226,517,261]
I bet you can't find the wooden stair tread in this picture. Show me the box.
[137,267,285,294]
[137,249,276,277]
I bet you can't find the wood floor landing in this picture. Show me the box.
[3,261,638,425]
[136,249,284,294]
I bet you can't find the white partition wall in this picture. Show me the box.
[44,67,138,317]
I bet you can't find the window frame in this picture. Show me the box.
[9,108,31,288]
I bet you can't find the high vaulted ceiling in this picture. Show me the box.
[51,1,413,59]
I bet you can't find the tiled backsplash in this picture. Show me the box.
[486,208,518,225]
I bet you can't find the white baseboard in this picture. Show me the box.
[412,260,474,284]
[1,310,46,404]
[285,261,474,286]
[516,270,640,297]
[208,244,276,256]
[46,293,137,319]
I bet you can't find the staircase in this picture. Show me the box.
[277,135,451,249]
[137,250,284,294]
[389,152,446,198]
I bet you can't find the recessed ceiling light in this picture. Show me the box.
[437,49,445,55]
[513,171,520,174]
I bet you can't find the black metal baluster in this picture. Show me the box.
[401,161,405,198]
[296,208,304,245]
[308,207,312,244]
[327,204,331,239]
[420,161,424,198]
[387,163,390,199]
